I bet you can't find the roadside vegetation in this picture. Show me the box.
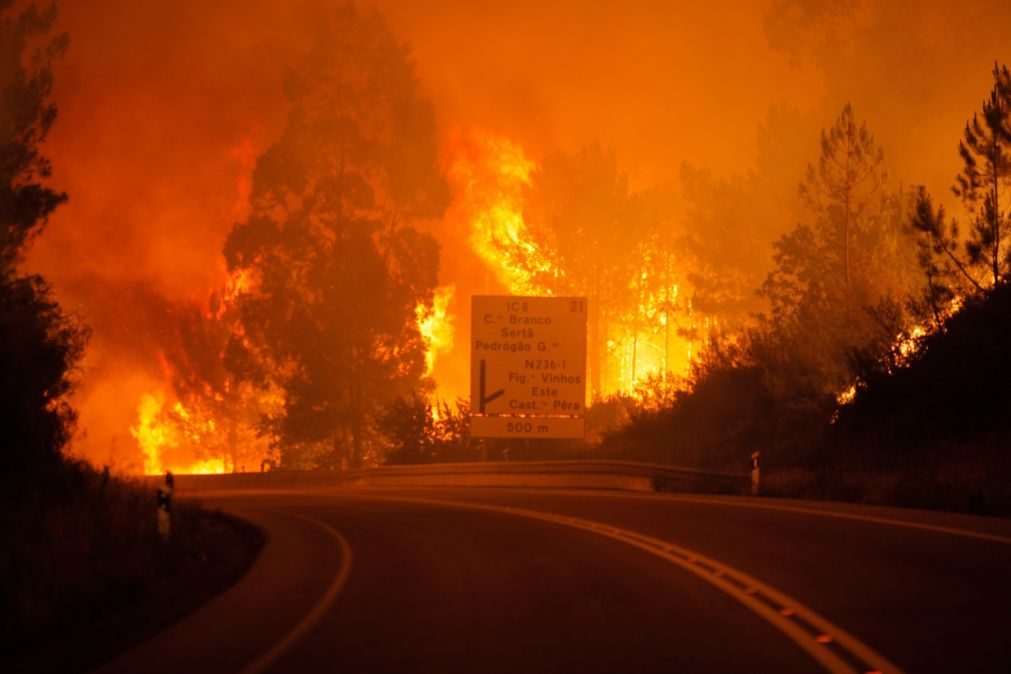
[375,60,1011,517]
[0,4,262,669]
[599,63,1011,515]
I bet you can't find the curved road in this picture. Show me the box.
[96,486,1011,673]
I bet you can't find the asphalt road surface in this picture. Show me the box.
[95,485,1011,673]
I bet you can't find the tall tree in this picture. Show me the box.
[223,2,447,468]
[627,187,689,382]
[954,62,1011,287]
[0,0,67,279]
[523,142,639,397]
[800,103,887,321]
[0,1,86,480]
[760,105,917,393]
[908,187,984,324]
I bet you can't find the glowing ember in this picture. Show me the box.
[836,384,857,406]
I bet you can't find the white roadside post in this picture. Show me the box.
[750,451,760,496]
[157,471,174,542]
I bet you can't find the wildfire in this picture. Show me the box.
[130,393,226,475]
[417,284,455,376]
[445,130,695,401]
[125,265,284,475]
[131,392,174,475]
[449,133,554,295]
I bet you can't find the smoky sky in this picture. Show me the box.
[23,0,1011,466]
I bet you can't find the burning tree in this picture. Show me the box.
[223,3,448,468]
[524,143,635,397]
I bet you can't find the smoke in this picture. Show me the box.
[22,0,1011,469]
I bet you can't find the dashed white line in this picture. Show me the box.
[348,493,905,674]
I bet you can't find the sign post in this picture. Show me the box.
[470,295,587,440]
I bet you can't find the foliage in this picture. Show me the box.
[224,2,448,468]
[378,397,474,464]
[157,296,279,472]
[0,275,86,478]
[835,282,1011,457]
[1,462,263,669]
[522,142,643,396]
[953,62,1011,287]
[0,0,68,278]
[759,104,918,395]
[828,281,1011,513]
[0,1,86,485]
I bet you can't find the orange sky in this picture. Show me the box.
[24,0,1011,469]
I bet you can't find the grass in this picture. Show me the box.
[2,461,263,673]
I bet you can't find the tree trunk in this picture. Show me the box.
[663,254,672,380]
[350,361,363,468]
[992,154,1000,286]
[843,142,852,322]
[227,386,238,473]
[589,264,602,399]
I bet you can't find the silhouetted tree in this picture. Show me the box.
[677,105,812,332]
[908,187,983,325]
[953,62,1011,287]
[0,1,67,279]
[0,1,86,482]
[760,104,916,393]
[224,3,447,468]
[377,394,435,464]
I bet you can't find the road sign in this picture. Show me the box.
[471,295,587,439]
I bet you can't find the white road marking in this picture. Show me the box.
[477,488,1011,545]
[660,495,1011,545]
[347,493,905,674]
[240,509,353,674]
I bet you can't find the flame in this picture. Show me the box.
[836,384,857,406]
[417,284,455,376]
[446,131,695,401]
[449,133,554,294]
[130,392,231,475]
[131,392,175,475]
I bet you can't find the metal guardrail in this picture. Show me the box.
[157,460,750,495]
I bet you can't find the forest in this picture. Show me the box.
[4,0,1011,511]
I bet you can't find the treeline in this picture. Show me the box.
[0,5,263,665]
[606,64,1011,514]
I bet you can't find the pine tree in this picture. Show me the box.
[909,187,983,325]
[954,62,1011,287]
[760,105,916,393]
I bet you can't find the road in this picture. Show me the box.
[95,485,1011,673]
